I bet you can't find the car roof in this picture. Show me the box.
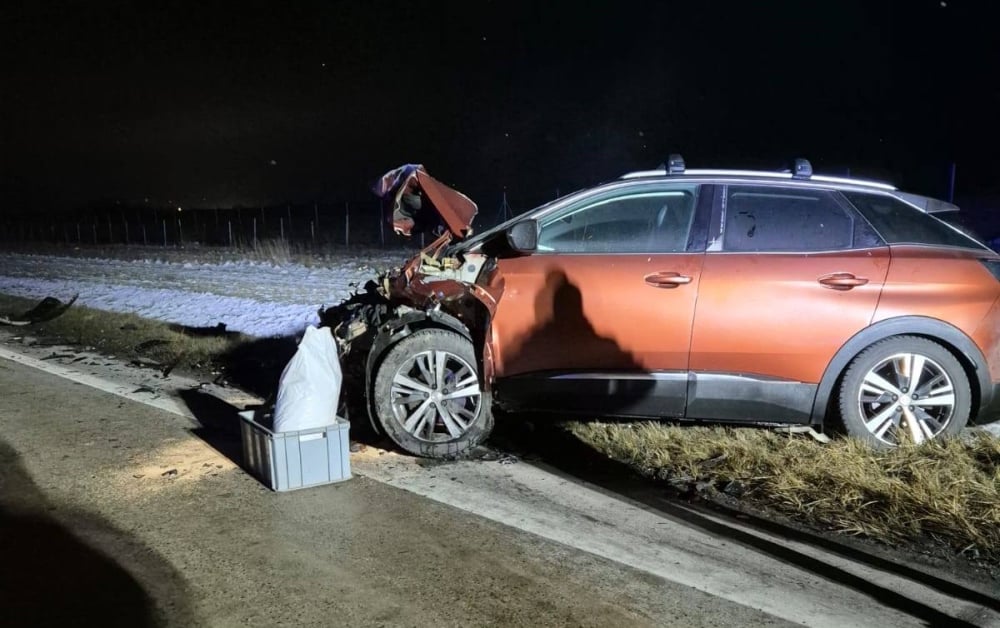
[619,158,959,213]
[620,168,897,191]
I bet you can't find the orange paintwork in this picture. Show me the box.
[481,244,1000,388]
[689,248,890,383]
[877,245,1000,380]
[872,246,999,333]
[972,296,1000,382]
[415,170,478,238]
[488,253,704,378]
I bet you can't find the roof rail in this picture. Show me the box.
[620,164,896,191]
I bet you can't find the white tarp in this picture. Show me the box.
[273,325,342,432]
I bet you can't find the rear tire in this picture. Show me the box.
[837,336,970,447]
[372,329,493,458]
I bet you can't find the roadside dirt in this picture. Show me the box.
[112,438,239,497]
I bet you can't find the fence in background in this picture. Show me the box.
[0,201,395,248]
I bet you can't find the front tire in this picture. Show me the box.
[372,329,493,458]
[838,336,970,447]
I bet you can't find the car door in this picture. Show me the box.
[687,184,890,422]
[489,182,711,417]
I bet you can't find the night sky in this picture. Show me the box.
[2,0,998,216]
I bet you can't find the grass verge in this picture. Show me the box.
[0,294,246,374]
[569,422,1000,560]
[2,291,999,564]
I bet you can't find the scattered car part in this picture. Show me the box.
[0,294,79,326]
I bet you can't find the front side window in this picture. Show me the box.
[842,191,988,251]
[723,186,854,252]
[536,185,699,254]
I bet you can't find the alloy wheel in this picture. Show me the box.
[856,352,956,445]
[389,349,483,442]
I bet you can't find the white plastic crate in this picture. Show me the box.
[239,413,351,491]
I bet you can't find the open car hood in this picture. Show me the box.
[372,164,478,239]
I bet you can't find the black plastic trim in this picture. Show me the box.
[687,373,815,424]
[495,371,687,417]
[685,184,715,252]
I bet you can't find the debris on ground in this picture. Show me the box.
[0,294,79,326]
[41,352,78,361]
[135,338,170,352]
[168,322,238,338]
[130,357,162,368]
[161,356,183,377]
[773,425,832,443]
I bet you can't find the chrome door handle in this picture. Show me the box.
[818,272,869,291]
[644,272,692,289]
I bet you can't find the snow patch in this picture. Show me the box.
[0,251,400,337]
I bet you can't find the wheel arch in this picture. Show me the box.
[811,316,991,425]
[365,308,476,380]
[359,309,476,435]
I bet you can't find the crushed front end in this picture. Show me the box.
[319,166,502,451]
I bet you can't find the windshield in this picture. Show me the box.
[455,188,589,251]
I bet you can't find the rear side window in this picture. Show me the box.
[842,191,987,250]
[723,186,854,252]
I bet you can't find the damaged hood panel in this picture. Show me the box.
[373,164,478,239]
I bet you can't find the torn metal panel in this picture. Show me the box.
[372,164,478,238]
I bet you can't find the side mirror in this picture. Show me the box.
[506,220,538,254]
[481,219,538,258]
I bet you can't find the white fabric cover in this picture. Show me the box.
[273,325,342,432]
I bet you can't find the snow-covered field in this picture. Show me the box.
[0,250,406,337]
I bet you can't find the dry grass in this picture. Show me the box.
[234,238,292,265]
[569,421,1000,556]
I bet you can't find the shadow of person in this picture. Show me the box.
[0,439,195,627]
[498,269,655,417]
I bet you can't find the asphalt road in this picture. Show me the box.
[0,358,787,627]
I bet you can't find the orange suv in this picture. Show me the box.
[327,158,1000,457]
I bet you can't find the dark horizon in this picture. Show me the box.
[3,0,999,216]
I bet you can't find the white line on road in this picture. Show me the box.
[0,345,197,419]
